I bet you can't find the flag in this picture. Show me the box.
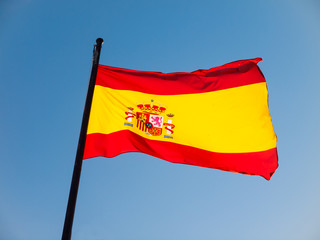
[83,58,278,180]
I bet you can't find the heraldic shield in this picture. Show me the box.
[125,100,175,138]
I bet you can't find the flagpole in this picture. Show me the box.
[62,38,104,240]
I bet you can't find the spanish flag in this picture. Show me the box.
[83,58,278,180]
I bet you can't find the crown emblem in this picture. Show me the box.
[124,100,175,138]
[136,100,167,114]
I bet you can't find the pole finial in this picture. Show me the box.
[96,38,104,45]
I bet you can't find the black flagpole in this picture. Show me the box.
[62,38,104,240]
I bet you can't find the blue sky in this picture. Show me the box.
[1,0,320,239]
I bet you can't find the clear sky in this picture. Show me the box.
[1,0,320,239]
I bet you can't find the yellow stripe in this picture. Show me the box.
[87,83,277,153]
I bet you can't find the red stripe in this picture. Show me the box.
[83,130,278,180]
[96,58,265,95]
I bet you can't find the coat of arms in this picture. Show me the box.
[124,100,175,139]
